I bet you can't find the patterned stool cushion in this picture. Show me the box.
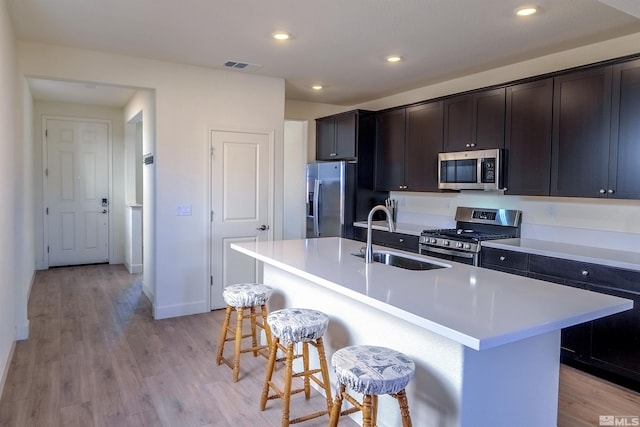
[223,283,273,308]
[332,345,415,395]
[267,308,329,344]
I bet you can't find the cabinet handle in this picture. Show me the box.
[399,238,404,243]
[330,153,337,157]
[499,256,506,261]
[465,143,471,148]
[599,188,606,194]
[608,189,615,194]
[581,270,589,277]
[470,142,476,148]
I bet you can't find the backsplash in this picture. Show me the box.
[392,192,640,252]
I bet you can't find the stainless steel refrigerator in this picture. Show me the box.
[306,161,387,238]
[306,161,353,238]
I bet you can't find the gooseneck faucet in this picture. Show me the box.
[366,205,396,263]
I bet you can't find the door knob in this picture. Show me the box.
[257,224,270,231]
[101,209,108,214]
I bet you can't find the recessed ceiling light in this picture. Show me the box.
[312,85,323,91]
[272,32,291,40]
[515,6,538,16]
[386,55,403,63]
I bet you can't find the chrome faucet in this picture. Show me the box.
[365,205,395,263]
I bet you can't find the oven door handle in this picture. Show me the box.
[420,245,476,259]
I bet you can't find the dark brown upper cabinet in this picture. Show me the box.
[316,110,371,161]
[443,88,506,152]
[374,102,443,192]
[609,58,640,199]
[504,78,553,196]
[551,67,613,198]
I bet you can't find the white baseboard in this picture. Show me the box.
[153,300,209,320]
[125,262,143,274]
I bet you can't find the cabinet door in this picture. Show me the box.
[480,247,528,276]
[609,58,640,199]
[375,108,406,191]
[505,79,553,195]
[588,284,640,381]
[444,88,505,151]
[316,118,336,160]
[335,113,357,159]
[551,67,612,197]
[405,102,443,192]
[474,88,506,150]
[443,95,472,152]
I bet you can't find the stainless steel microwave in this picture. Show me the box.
[438,149,505,191]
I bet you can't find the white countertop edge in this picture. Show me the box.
[231,241,632,351]
[232,242,483,349]
[482,239,640,271]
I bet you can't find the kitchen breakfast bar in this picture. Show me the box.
[231,237,632,427]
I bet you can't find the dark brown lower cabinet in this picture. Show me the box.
[481,248,640,390]
[352,228,419,253]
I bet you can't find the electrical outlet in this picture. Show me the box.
[546,204,556,217]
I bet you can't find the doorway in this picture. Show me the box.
[43,117,111,266]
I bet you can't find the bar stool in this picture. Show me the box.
[215,283,273,382]
[329,345,415,427]
[260,308,333,426]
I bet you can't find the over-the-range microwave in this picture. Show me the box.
[438,149,505,191]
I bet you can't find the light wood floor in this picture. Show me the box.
[0,264,638,426]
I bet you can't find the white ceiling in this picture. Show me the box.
[7,0,640,107]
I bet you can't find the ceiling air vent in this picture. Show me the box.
[224,60,263,72]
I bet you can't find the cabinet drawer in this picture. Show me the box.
[352,228,419,253]
[481,247,528,271]
[529,254,640,293]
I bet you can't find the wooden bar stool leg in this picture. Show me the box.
[232,307,244,382]
[215,305,233,365]
[260,303,272,348]
[302,342,310,399]
[250,306,259,356]
[328,384,345,427]
[282,342,295,427]
[362,394,374,427]
[316,337,333,412]
[395,389,413,427]
[371,394,379,426]
[260,337,279,411]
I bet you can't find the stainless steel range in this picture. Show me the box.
[419,207,522,266]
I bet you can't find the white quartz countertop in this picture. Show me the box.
[232,237,632,351]
[353,220,431,236]
[482,238,640,271]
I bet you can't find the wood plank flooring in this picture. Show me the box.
[0,264,638,426]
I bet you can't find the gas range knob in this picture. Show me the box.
[464,244,471,250]
[456,242,463,248]
[443,240,450,246]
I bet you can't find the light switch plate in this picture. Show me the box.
[176,204,192,216]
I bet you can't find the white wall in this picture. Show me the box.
[0,0,29,393]
[124,90,155,302]
[283,120,307,240]
[18,42,286,319]
[32,100,127,267]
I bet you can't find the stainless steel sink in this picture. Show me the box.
[352,251,449,271]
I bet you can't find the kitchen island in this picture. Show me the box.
[231,237,632,427]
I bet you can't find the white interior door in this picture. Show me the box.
[210,130,272,309]
[45,119,110,267]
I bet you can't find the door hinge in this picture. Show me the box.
[45,168,48,176]
[46,207,49,215]
[47,246,49,253]
[45,129,48,137]
[210,210,214,222]
[210,146,214,156]
[210,276,213,286]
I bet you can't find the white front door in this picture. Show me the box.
[45,118,110,267]
[210,130,273,309]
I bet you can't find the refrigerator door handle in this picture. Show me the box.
[313,179,322,237]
